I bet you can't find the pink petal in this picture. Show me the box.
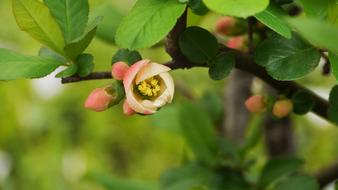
[112,62,129,80]
[135,63,171,84]
[123,100,135,116]
[84,88,112,112]
[123,59,150,91]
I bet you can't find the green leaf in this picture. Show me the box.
[210,168,250,190]
[179,102,218,165]
[208,53,235,80]
[329,52,338,82]
[292,90,315,115]
[255,4,292,38]
[255,33,321,81]
[13,0,65,54]
[115,0,186,50]
[55,64,78,78]
[203,0,269,18]
[64,17,101,60]
[189,0,209,16]
[328,85,338,125]
[38,47,67,64]
[258,157,304,188]
[0,48,63,80]
[273,0,294,5]
[76,54,94,77]
[91,4,124,44]
[275,175,319,190]
[43,0,89,43]
[286,17,338,54]
[112,49,142,66]
[335,180,338,190]
[296,0,336,19]
[179,26,218,64]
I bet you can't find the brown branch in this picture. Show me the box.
[314,161,338,188]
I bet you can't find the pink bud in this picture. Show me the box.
[112,62,129,80]
[123,100,135,116]
[85,88,113,112]
[273,99,293,118]
[226,36,246,50]
[245,95,266,113]
[215,17,236,36]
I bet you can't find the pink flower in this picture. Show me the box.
[122,59,175,115]
[112,62,130,80]
[84,88,113,112]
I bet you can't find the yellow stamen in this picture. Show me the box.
[137,77,161,97]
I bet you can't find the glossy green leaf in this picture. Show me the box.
[112,49,142,66]
[115,0,186,50]
[179,102,218,165]
[255,34,321,81]
[208,53,235,80]
[38,47,67,64]
[55,64,78,78]
[255,4,292,38]
[189,0,209,16]
[328,85,338,125]
[287,17,338,54]
[258,157,304,187]
[203,0,269,18]
[44,0,89,43]
[76,54,94,77]
[329,52,338,82]
[275,175,319,190]
[13,0,65,54]
[179,26,218,64]
[292,90,315,115]
[64,17,101,60]
[0,48,63,80]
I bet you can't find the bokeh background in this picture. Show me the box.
[0,0,338,189]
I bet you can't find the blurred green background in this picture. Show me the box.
[0,0,338,189]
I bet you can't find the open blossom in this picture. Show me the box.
[122,59,174,115]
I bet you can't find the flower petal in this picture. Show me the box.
[123,59,150,90]
[159,72,175,103]
[112,62,129,80]
[135,62,171,84]
[123,100,136,116]
[125,87,157,114]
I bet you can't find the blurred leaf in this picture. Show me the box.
[179,26,218,64]
[112,49,142,66]
[273,0,294,5]
[208,53,235,80]
[115,0,186,50]
[151,105,181,133]
[255,4,292,38]
[160,163,212,190]
[55,64,77,78]
[329,52,338,82]
[328,85,338,125]
[210,168,250,190]
[91,4,124,44]
[0,48,63,80]
[179,102,218,165]
[86,172,159,190]
[64,16,101,60]
[328,4,338,25]
[76,54,94,77]
[240,115,264,157]
[296,0,336,19]
[200,92,224,124]
[39,47,67,63]
[335,180,338,190]
[189,0,209,16]
[275,174,319,190]
[255,33,320,81]
[286,17,338,54]
[292,90,315,115]
[43,0,89,43]
[13,0,65,54]
[258,157,304,188]
[218,138,240,166]
[203,0,269,18]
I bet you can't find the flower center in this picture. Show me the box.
[137,77,161,97]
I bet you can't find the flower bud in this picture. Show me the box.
[215,17,236,36]
[273,99,293,118]
[84,81,125,112]
[112,62,129,80]
[245,95,267,113]
[226,36,246,50]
